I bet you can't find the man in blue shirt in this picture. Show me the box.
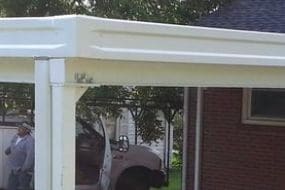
[5,122,34,190]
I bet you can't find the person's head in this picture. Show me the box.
[17,122,33,137]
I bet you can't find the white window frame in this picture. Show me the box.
[242,88,285,126]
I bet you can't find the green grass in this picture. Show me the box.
[152,168,182,190]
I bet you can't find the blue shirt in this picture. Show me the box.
[5,134,34,172]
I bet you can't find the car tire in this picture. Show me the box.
[116,171,150,190]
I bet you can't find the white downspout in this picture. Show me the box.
[194,87,203,190]
[182,87,189,190]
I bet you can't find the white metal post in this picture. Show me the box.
[51,86,77,190]
[51,85,87,190]
[182,87,189,190]
[35,58,87,190]
[49,59,87,190]
[34,58,52,190]
[194,88,203,190]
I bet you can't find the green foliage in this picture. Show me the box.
[0,0,71,17]
[0,83,34,123]
[0,0,232,24]
[78,86,129,119]
[136,109,163,144]
[84,0,232,24]
[123,86,183,144]
[151,168,182,190]
[151,87,183,120]
[171,152,183,168]
[172,113,183,162]
[78,86,182,144]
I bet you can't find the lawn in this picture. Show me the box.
[152,168,182,190]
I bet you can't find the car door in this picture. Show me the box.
[97,118,112,190]
[75,118,111,190]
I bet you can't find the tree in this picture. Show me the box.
[0,0,232,24]
[78,86,182,144]
[0,0,71,17]
[0,83,34,123]
[172,112,183,167]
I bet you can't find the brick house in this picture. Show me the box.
[186,1,285,190]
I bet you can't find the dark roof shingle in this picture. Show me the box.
[196,0,285,33]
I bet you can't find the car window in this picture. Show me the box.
[75,119,106,186]
[76,120,104,138]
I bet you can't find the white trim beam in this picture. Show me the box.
[66,59,285,88]
[0,58,34,83]
[2,55,285,88]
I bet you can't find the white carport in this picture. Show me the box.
[1,15,285,190]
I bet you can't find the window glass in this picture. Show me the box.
[76,119,105,185]
[251,89,285,119]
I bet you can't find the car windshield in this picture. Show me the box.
[76,118,104,139]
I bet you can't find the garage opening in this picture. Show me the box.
[75,86,184,190]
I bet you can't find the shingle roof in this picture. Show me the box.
[196,0,285,33]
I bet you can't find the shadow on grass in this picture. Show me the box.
[151,168,182,190]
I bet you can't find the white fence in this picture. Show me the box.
[0,126,17,189]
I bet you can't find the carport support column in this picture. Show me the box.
[50,59,87,190]
[35,58,52,190]
[51,85,78,190]
[35,58,87,190]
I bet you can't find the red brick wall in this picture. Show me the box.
[187,88,285,190]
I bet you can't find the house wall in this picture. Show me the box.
[187,88,285,190]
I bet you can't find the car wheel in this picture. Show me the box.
[116,171,150,190]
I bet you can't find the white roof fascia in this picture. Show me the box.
[76,15,285,67]
[0,15,285,67]
[0,15,77,58]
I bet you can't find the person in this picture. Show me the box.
[5,122,35,190]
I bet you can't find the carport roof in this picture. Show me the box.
[1,15,285,88]
[1,15,285,66]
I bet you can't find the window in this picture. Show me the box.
[242,88,285,126]
[76,119,105,185]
